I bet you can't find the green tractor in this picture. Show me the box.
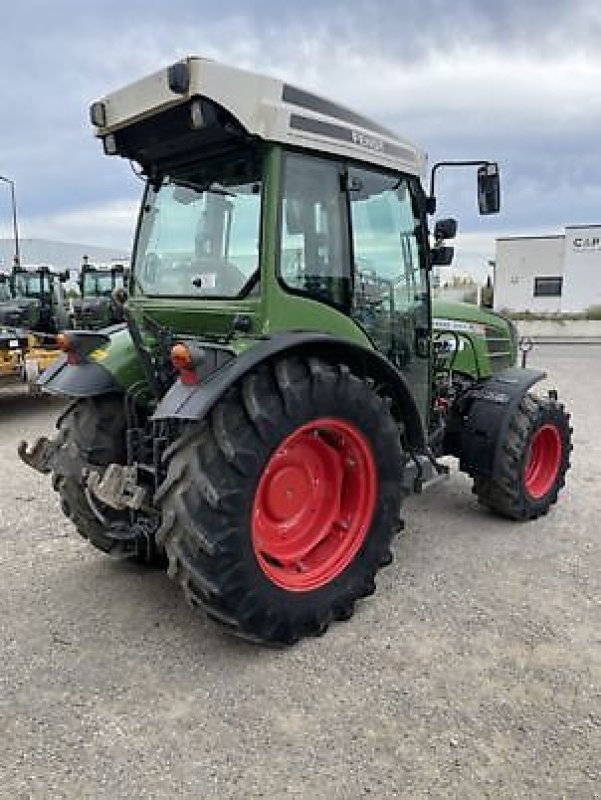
[72,260,129,329]
[0,265,70,333]
[20,57,571,645]
[432,298,519,379]
[0,272,12,303]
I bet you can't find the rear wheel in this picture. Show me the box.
[472,392,571,520]
[155,357,404,644]
[52,395,131,554]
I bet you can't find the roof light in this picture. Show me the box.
[103,134,118,156]
[168,61,190,95]
[90,101,107,127]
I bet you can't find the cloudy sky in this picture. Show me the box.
[0,0,599,277]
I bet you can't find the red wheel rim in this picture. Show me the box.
[251,418,377,592]
[523,424,562,499]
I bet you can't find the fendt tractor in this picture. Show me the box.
[0,265,70,333]
[20,57,571,645]
[72,259,129,329]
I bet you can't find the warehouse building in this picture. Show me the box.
[494,224,601,313]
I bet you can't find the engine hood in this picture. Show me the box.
[432,299,510,330]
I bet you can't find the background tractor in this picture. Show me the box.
[72,260,129,329]
[21,57,571,645]
[0,272,12,303]
[0,270,62,391]
[0,265,70,333]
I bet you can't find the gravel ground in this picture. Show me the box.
[0,345,599,800]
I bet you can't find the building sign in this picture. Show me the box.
[572,235,601,252]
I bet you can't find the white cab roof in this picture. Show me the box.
[92,56,426,177]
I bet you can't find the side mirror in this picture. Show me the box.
[478,163,501,215]
[431,246,454,267]
[433,218,458,241]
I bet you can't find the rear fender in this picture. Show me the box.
[449,367,546,478]
[153,332,427,451]
[39,325,143,398]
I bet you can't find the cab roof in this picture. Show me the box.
[91,56,426,177]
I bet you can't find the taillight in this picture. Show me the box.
[56,332,81,365]
[170,343,199,385]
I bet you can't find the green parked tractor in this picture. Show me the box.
[0,273,12,302]
[72,260,129,329]
[20,57,571,645]
[0,265,70,333]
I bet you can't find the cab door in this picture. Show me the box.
[348,167,431,423]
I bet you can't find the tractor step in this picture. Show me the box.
[404,454,450,494]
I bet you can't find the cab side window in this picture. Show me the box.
[349,167,427,360]
[279,153,350,308]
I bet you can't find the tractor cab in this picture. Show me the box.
[3,265,70,333]
[0,273,12,302]
[90,58,498,423]
[74,260,128,328]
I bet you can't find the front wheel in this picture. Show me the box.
[472,392,572,520]
[155,357,405,644]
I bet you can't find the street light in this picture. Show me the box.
[0,175,21,267]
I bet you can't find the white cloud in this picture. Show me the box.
[7,199,139,252]
[1,8,600,254]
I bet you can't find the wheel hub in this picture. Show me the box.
[524,423,562,499]
[252,418,377,591]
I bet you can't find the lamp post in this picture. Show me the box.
[0,175,21,267]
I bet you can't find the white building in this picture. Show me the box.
[494,224,601,314]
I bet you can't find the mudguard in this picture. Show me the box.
[37,325,144,399]
[451,367,546,478]
[39,353,121,397]
[152,332,427,451]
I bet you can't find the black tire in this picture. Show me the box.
[52,394,130,554]
[472,392,572,520]
[155,357,405,645]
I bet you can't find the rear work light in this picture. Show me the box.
[89,101,107,127]
[167,61,190,95]
[103,134,118,156]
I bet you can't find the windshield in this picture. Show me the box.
[15,273,44,298]
[82,272,120,297]
[133,154,262,298]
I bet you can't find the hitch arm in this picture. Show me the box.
[18,433,65,474]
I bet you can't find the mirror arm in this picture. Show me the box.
[428,160,496,214]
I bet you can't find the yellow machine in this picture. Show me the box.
[0,328,60,392]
